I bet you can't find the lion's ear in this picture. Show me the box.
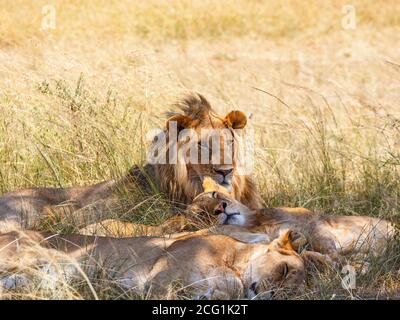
[224,110,247,129]
[268,230,295,251]
[166,114,195,132]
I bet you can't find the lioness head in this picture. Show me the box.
[244,230,306,299]
[151,93,261,208]
[187,177,256,226]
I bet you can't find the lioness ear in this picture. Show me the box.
[269,230,295,251]
[224,110,247,129]
[278,230,295,251]
[166,114,196,132]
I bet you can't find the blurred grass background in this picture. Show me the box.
[1,0,399,44]
[0,0,399,299]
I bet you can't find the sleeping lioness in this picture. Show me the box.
[0,228,308,299]
[204,190,397,261]
[85,178,396,263]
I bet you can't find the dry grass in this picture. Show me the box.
[0,0,399,299]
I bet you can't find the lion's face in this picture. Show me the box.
[186,177,255,225]
[187,126,236,193]
[192,189,255,226]
[212,192,255,226]
[244,231,306,299]
[162,94,248,201]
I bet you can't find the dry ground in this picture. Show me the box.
[0,0,399,299]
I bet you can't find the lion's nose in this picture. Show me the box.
[214,168,233,177]
[214,201,227,215]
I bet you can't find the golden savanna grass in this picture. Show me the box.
[0,0,399,299]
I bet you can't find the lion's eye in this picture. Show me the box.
[282,263,289,278]
[212,191,217,198]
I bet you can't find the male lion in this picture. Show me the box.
[0,93,261,230]
[0,229,306,299]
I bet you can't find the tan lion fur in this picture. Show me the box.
[0,94,261,230]
[0,228,306,299]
